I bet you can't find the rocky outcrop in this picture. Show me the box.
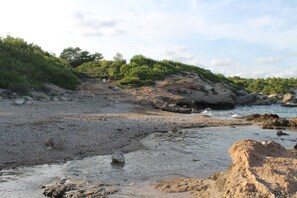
[235,93,273,106]
[155,140,297,198]
[42,177,118,198]
[239,113,297,129]
[282,93,296,103]
[280,93,297,107]
[133,73,237,113]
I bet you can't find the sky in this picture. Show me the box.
[1,0,297,78]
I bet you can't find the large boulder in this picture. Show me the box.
[235,93,257,105]
[235,93,272,106]
[155,140,297,197]
[282,93,296,103]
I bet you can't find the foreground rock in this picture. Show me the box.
[42,177,118,198]
[156,139,297,197]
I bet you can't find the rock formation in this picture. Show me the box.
[42,177,118,198]
[155,139,297,197]
[239,114,297,129]
[133,73,237,113]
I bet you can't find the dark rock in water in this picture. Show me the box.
[294,143,297,150]
[111,151,125,164]
[241,114,292,129]
[281,102,297,107]
[276,130,289,136]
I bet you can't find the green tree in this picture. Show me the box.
[60,47,103,67]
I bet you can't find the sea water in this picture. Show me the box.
[208,104,297,119]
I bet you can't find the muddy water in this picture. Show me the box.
[1,126,296,198]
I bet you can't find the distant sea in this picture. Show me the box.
[208,104,297,119]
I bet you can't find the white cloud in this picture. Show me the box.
[210,58,233,66]
[72,11,124,37]
[255,56,284,64]
[163,46,193,61]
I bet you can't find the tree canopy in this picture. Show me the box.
[228,76,297,95]
[60,47,103,68]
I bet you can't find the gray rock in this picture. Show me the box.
[24,96,33,101]
[111,151,125,164]
[14,98,25,105]
[235,93,256,105]
[52,97,60,102]
[45,138,55,147]
[42,177,118,198]
[276,130,289,136]
[60,96,68,101]
[30,91,50,101]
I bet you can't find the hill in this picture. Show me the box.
[75,54,234,88]
[0,36,79,93]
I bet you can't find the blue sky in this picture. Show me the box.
[1,0,297,77]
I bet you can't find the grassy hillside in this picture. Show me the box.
[0,36,79,93]
[76,54,233,88]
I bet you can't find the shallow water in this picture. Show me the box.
[0,125,296,197]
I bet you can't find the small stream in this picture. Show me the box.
[0,125,297,198]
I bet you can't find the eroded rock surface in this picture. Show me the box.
[42,177,118,198]
[239,114,297,129]
[155,139,297,198]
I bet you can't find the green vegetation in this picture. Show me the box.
[76,54,232,88]
[1,36,296,95]
[228,76,297,95]
[60,47,103,68]
[0,36,79,93]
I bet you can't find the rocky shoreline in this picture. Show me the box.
[1,79,297,197]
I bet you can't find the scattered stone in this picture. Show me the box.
[111,151,125,164]
[30,91,50,101]
[45,138,55,147]
[14,98,25,106]
[276,130,289,136]
[171,126,178,133]
[52,97,60,102]
[60,96,68,101]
